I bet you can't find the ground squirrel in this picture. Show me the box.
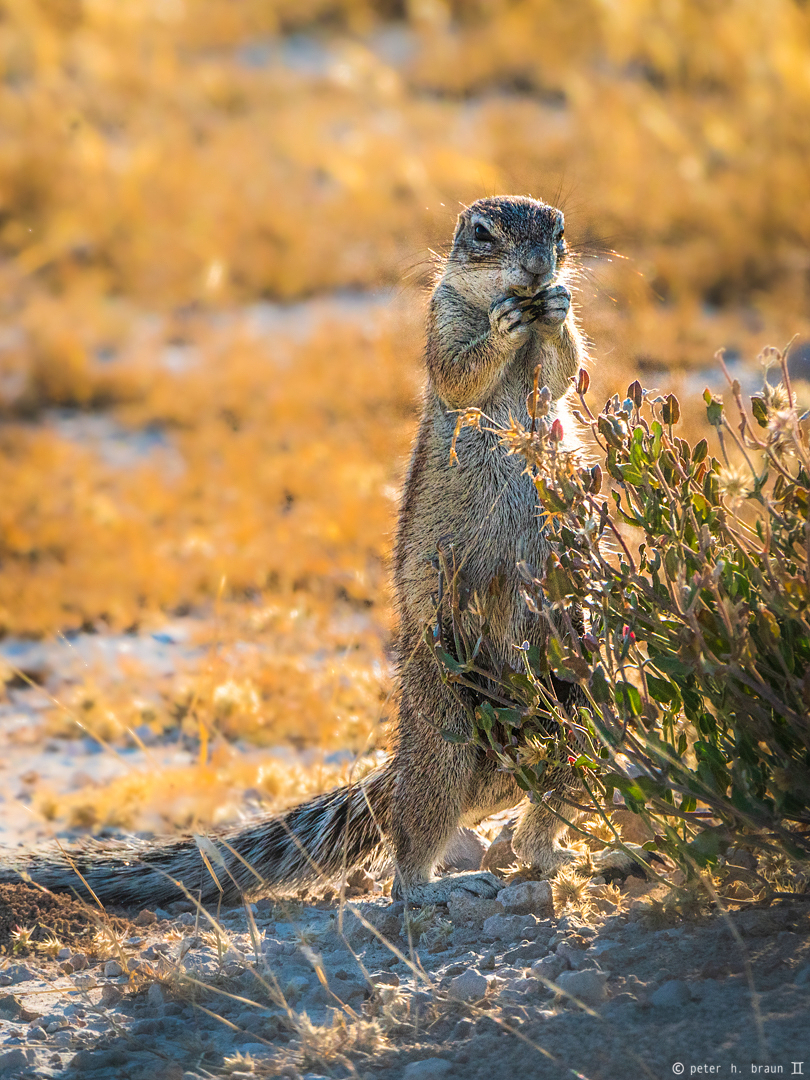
[1,196,641,907]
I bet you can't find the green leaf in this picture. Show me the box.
[646,673,678,704]
[605,772,648,811]
[662,394,681,425]
[443,729,469,743]
[571,754,598,770]
[664,547,680,580]
[651,653,693,678]
[686,827,730,867]
[615,681,642,716]
[435,648,464,674]
[495,708,523,728]
[476,703,496,733]
[691,438,708,463]
[513,768,533,792]
[524,644,543,671]
[543,561,575,603]
[547,635,564,668]
[751,395,768,428]
[505,670,535,698]
[703,470,719,503]
[695,741,731,793]
[704,391,723,427]
[589,664,611,703]
[630,426,646,469]
[619,464,644,485]
[598,414,628,448]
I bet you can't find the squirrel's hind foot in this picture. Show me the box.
[591,842,654,882]
[394,870,503,905]
[516,842,654,882]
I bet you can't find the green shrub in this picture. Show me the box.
[430,347,809,893]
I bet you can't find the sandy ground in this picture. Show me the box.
[0,847,809,1079]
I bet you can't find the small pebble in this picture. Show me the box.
[452,1017,474,1040]
[99,984,123,1007]
[530,954,567,982]
[483,913,535,941]
[502,941,546,965]
[555,968,607,1006]
[1,965,36,986]
[447,892,504,927]
[402,1059,453,1080]
[650,980,692,1008]
[498,879,554,917]
[369,971,400,988]
[0,1049,29,1074]
[448,968,489,1002]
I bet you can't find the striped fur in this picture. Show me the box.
[0,767,394,907]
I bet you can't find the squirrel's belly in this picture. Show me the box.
[397,430,549,650]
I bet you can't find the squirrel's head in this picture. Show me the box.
[443,195,566,305]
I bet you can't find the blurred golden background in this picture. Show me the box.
[1,0,809,838]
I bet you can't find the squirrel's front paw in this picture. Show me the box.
[531,283,571,326]
[489,295,534,341]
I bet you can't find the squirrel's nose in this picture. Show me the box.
[521,248,552,280]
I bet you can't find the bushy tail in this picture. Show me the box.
[0,767,394,909]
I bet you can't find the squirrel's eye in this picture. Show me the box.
[473,223,493,242]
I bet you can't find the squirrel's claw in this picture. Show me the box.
[531,282,571,326]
